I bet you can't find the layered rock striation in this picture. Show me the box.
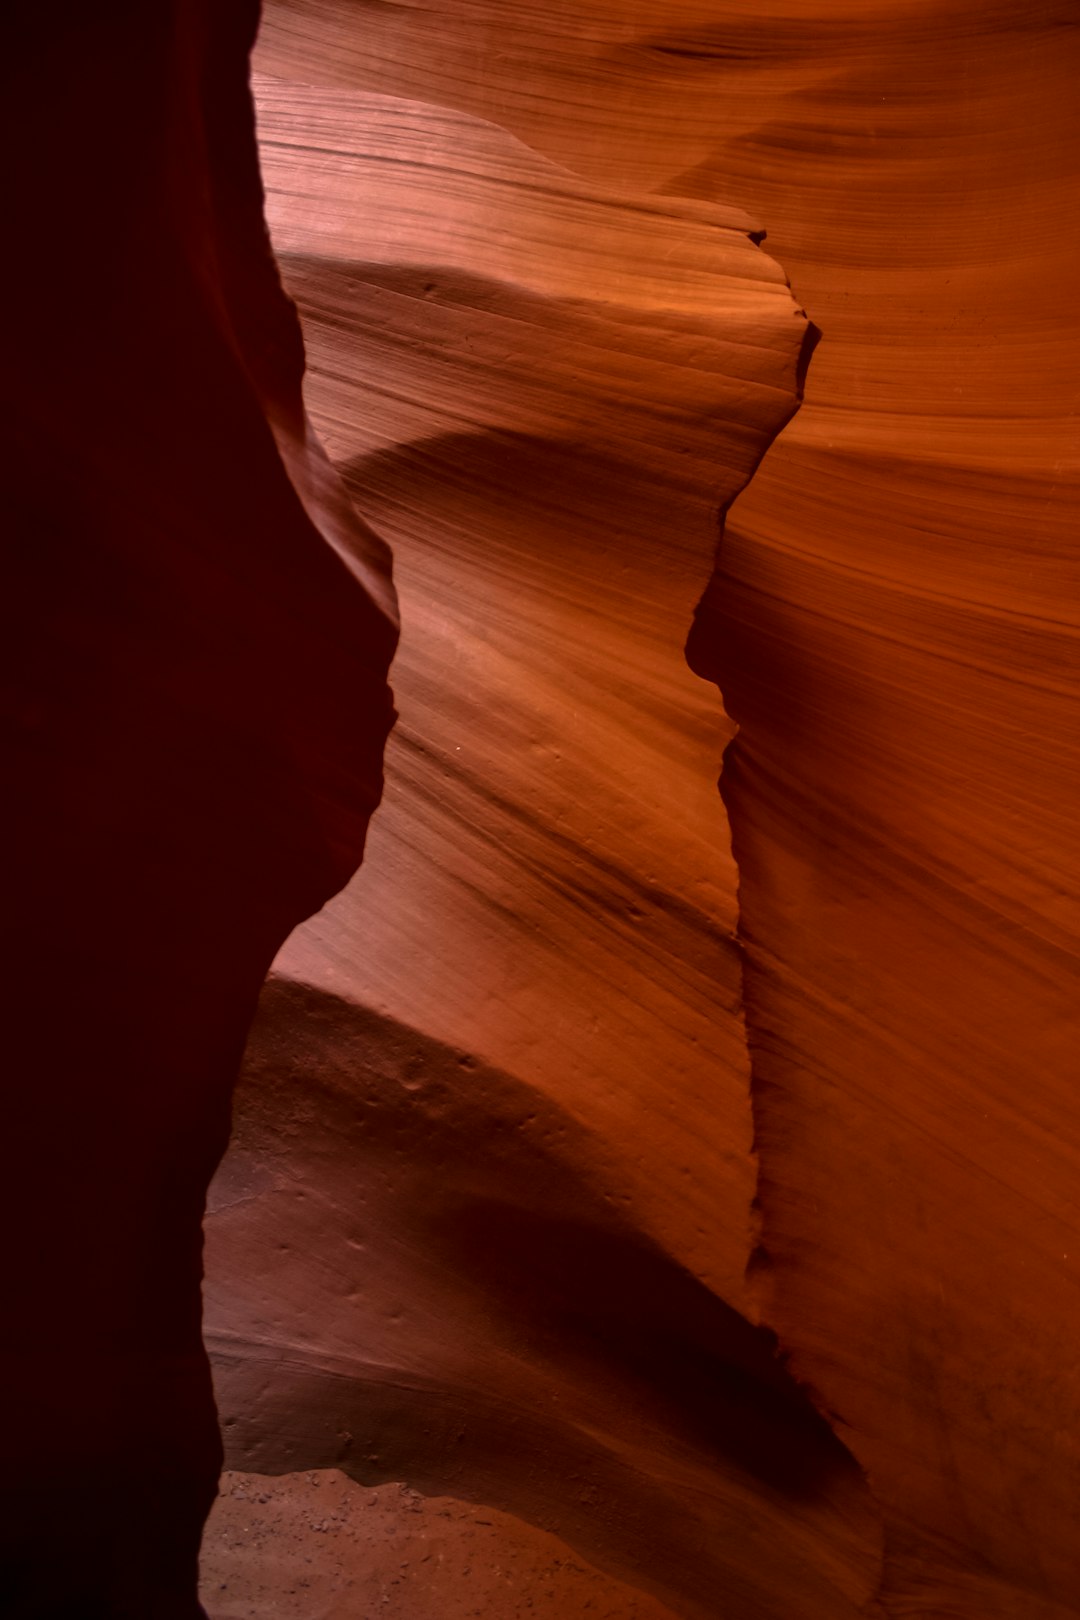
[4,1,1076,1616]
[206,46,878,1620]
[214,1,1078,1615]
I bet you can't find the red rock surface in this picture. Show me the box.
[4,1,1077,1616]
[207,1,1077,1615]
[205,35,878,1620]
[687,9,1080,1610]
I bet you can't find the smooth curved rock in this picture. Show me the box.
[207,47,869,1620]
[252,70,813,1296]
[207,1,1076,1616]
[208,981,878,1619]
[6,1,1077,1616]
[687,6,1080,1612]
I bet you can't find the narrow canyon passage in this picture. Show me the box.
[3,2,1076,1618]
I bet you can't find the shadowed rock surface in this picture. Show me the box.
[3,2,396,1612]
[207,980,879,1619]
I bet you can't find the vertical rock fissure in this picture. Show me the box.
[689,290,891,1612]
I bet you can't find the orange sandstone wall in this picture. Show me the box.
[206,26,884,1620]
[4,1,1075,1615]
[688,6,1080,1613]
[206,2,1078,1616]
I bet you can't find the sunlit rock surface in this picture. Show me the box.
[205,33,880,1620]
[204,1,1079,1617]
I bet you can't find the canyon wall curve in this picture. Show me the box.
[203,23,884,1619]
[208,3,1078,1616]
[4,2,1076,1617]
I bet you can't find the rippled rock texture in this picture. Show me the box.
[209,2,1078,1615]
[4,0,1077,1616]
[207,27,873,1620]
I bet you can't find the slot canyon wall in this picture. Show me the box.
[3,2,1077,1618]
[4,0,400,1611]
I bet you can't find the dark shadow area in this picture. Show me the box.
[430,1198,842,1497]
[221,979,849,1496]
[208,976,881,1620]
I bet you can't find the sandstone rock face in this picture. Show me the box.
[5,1,1076,1617]
[206,35,883,1620]
[685,9,1080,1609]
[206,2,1078,1616]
